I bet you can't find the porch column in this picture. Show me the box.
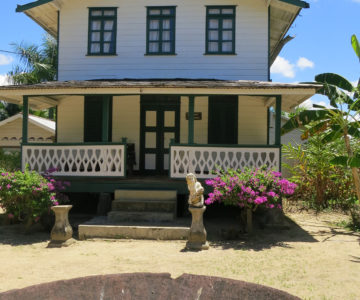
[102,96,110,142]
[188,96,195,144]
[22,96,29,144]
[275,95,282,146]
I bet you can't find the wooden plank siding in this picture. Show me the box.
[58,0,268,81]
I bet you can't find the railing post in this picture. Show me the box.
[275,95,281,146]
[188,96,195,144]
[22,96,29,145]
[275,95,282,172]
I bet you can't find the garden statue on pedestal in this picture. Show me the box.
[185,173,209,250]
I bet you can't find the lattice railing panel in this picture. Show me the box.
[22,144,126,177]
[170,146,280,179]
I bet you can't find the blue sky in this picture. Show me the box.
[0,0,359,107]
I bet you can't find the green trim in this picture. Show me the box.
[55,105,58,143]
[56,10,60,80]
[267,6,271,81]
[16,0,54,12]
[146,6,176,55]
[102,96,110,142]
[188,96,195,144]
[275,95,282,146]
[278,0,310,8]
[205,6,236,55]
[87,7,117,56]
[266,107,270,145]
[22,96,29,145]
[171,143,281,149]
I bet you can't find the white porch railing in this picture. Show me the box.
[22,143,126,177]
[170,144,280,179]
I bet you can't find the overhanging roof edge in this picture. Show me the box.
[278,0,310,8]
[16,0,54,12]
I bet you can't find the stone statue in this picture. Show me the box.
[186,173,204,207]
[185,173,209,250]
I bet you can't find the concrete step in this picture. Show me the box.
[108,211,174,223]
[78,224,189,240]
[114,190,177,202]
[111,199,176,213]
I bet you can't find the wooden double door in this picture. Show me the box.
[140,96,180,175]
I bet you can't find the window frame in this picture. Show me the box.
[205,6,236,55]
[146,6,176,56]
[87,7,118,56]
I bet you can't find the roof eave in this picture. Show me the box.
[16,0,54,13]
[278,0,310,9]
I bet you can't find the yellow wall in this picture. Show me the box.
[0,118,53,147]
[112,96,140,170]
[57,96,84,142]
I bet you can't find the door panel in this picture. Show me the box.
[140,96,180,175]
[208,96,238,144]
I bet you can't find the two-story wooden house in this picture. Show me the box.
[0,0,320,195]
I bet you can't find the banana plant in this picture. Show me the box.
[282,35,360,202]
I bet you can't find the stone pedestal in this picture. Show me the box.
[186,206,209,250]
[48,205,75,248]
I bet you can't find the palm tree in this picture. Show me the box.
[8,34,57,85]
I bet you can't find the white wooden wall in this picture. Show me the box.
[58,0,268,81]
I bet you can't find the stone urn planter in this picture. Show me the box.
[48,205,75,248]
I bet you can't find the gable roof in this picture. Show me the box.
[0,113,55,133]
[16,0,309,64]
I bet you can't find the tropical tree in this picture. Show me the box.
[0,101,21,121]
[7,34,57,85]
[282,35,360,204]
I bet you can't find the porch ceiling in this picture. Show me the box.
[0,79,321,111]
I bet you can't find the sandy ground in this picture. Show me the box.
[0,211,359,300]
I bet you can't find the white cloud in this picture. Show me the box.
[298,98,332,110]
[0,74,10,86]
[271,56,295,78]
[352,0,360,3]
[297,57,314,70]
[0,54,13,66]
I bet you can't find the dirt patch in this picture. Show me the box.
[0,211,359,300]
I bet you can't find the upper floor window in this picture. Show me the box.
[206,6,236,55]
[88,8,117,55]
[146,7,176,55]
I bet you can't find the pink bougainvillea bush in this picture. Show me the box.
[205,167,297,211]
[0,167,69,225]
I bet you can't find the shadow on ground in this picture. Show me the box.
[0,214,93,246]
[205,215,318,251]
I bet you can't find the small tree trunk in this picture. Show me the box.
[246,208,253,234]
[343,133,360,202]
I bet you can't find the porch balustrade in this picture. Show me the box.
[170,144,280,179]
[22,143,126,177]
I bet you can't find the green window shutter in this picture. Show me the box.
[146,7,176,55]
[88,7,117,56]
[84,96,113,142]
[206,6,236,55]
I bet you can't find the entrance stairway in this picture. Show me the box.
[78,189,189,240]
[108,189,177,222]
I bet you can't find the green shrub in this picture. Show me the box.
[0,149,21,171]
[0,168,59,227]
[283,132,358,210]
